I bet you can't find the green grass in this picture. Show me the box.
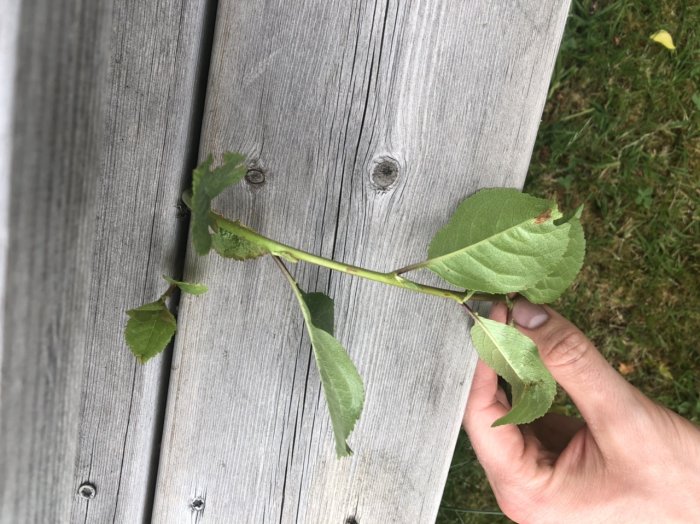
[439,1,700,521]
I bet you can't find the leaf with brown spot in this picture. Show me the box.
[420,188,571,293]
[534,209,552,224]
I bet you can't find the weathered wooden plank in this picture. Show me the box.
[0,0,20,394]
[154,1,570,522]
[67,3,217,522]
[0,2,111,521]
[0,1,213,522]
[0,3,111,521]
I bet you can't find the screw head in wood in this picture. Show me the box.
[245,168,265,185]
[190,496,205,512]
[77,482,96,499]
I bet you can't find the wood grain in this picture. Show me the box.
[0,0,20,398]
[154,0,571,522]
[0,1,213,521]
[0,3,111,521]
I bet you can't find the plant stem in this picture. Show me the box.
[271,255,297,289]
[461,302,478,322]
[393,260,426,275]
[505,295,515,327]
[160,284,178,300]
[211,212,504,304]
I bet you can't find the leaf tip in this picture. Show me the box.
[162,275,208,295]
[336,443,354,458]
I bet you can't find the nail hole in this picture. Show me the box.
[370,159,399,190]
[345,517,359,524]
[245,168,265,185]
[190,496,205,512]
[77,482,96,500]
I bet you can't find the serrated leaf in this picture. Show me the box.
[125,299,176,364]
[424,189,571,293]
[521,206,585,303]
[191,152,247,255]
[287,284,364,457]
[470,315,556,425]
[162,275,208,296]
[650,29,676,50]
[211,224,269,260]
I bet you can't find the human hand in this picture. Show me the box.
[463,299,700,523]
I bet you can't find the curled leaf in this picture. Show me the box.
[650,30,676,50]
[162,275,208,296]
[470,315,556,425]
[211,223,269,261]
[190,152,247,255]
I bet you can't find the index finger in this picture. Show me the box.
[464,303,527,478]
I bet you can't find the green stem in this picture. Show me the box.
[461,302,478,322]
[211,212,503,304]
[271,255,297,290]
[160,284,178,300]
[394,260,426,275]
[505,295,515,327]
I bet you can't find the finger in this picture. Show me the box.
[512,299,639,431]
[488,302,509,407]
[489,301,508,323]
[464,358,525,479]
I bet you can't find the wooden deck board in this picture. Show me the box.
[0,1,213,521]
[153,1,570,522]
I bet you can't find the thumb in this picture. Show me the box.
[512,299,639,429]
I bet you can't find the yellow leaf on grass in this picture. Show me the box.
[658,362,674,381]
[650,29,676,50]
[618,362,635,376]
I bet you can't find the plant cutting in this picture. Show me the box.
[125,152,585,457]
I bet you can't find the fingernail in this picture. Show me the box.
[512,300,549,329]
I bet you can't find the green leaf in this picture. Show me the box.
[211,223,269,261]
[125,299,177,364]
[191,152,247,255]
[301,292,335,335]
[470,315,556,425]
[692,92,700,112]
[162,275,208,296]
[287,283,364,457]
[521,206,585,303]
[424,188,571,293]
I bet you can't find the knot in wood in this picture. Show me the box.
[245,168,265,185]
[371,158,399,190]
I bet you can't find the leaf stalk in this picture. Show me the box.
[211,212,503,304]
